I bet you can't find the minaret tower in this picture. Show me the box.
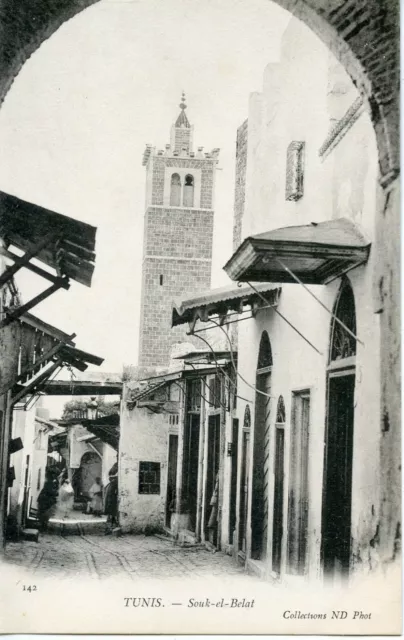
[138,94,220,367]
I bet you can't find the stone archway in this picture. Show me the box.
[0,0,399,568]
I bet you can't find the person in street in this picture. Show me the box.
[103,462,118,533]
[55,477,75,520]
[87,477,103,516]
[37,467,59,532]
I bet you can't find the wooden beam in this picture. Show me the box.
[0,232,58,288]
[0,245,63,286]
[16,342,64,383]
[11,361,61,406]
[0,279,70,328]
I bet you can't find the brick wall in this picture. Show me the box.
[138,255,212,367]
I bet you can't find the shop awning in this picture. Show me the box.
[81,413,120,451]
[172,282,281,330]
[223,218,371,285]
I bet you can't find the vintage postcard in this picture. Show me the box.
[0,0,400,635]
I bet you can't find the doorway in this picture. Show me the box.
[182,413,200,532]
[322,280,357,578]
[238,405,251,555]
[205,414,221,546]
[322,373,355,575]
[251,331,272,560]
[272,396,286,574]
[229,418,239,545]
[80,451,102,498]
[166,434,178,528]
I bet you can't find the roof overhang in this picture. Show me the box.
[81,413,120,451]
[0,190,96,289]
[223,218,371,285]
[172,282,281,330]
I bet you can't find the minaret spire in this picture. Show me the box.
[175,91,190,128]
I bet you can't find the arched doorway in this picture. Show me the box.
[272,395,286,574]
[251,331,273,560]
[79,451,102,499]
[321,279,357,578]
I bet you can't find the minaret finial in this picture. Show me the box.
[179,92,187,111]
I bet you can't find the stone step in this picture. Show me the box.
[22,528,39,542]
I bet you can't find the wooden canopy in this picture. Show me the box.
[223,218,371,285]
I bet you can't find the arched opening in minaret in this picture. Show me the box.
[170,173,181,206]
[183,174,194,208]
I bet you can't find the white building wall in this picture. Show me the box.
[118,385,169,533]
[234,16,380,582]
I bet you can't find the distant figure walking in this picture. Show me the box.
[37,468,59,531]
[87,477,103,516]
[55,478,75,520]
[104,462,118,533]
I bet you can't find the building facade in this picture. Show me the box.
[169,18,384,584]
[138,95,220,367]
[225,19,381,583]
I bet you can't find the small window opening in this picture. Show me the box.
[159,274,164,285]
[183,174,195,207]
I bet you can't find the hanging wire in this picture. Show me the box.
[189,330,254,404]
[274,258,364,346]
[187,363,228,412]
[208,318,276,400]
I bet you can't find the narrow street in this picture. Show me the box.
[3,525,255,583]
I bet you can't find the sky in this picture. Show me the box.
[0,0,291,413]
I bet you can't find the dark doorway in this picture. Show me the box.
[182,413,200,532]
[272,396,286,574]
[251,332,272,561]
[239,429,250,554]
[229,418,239,545]
[322,373,355,576]
[251,372,271,560]
[272,427,285,574]
[205,414,221,546]
[166,434,178,528]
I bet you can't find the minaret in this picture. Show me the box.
[138,94,220,367]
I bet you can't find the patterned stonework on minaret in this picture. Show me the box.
[138,95,220,367]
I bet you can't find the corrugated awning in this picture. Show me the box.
[172,282,281,328]
[0,190,96,287]
[223,218,371,285]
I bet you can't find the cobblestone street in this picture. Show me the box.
[2,528,256,583]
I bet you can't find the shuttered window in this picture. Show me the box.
[287,390,310,575]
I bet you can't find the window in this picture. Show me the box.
[183,174,194,207]
[37,467,42,491]
[287,391,310,575]
[159,274,164,285]
[188,379,201,412]
[139,461,161,494]
[170,173,181,206]
[329,280,356,362]
[209,375,221,409]
[285,141,305,201]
